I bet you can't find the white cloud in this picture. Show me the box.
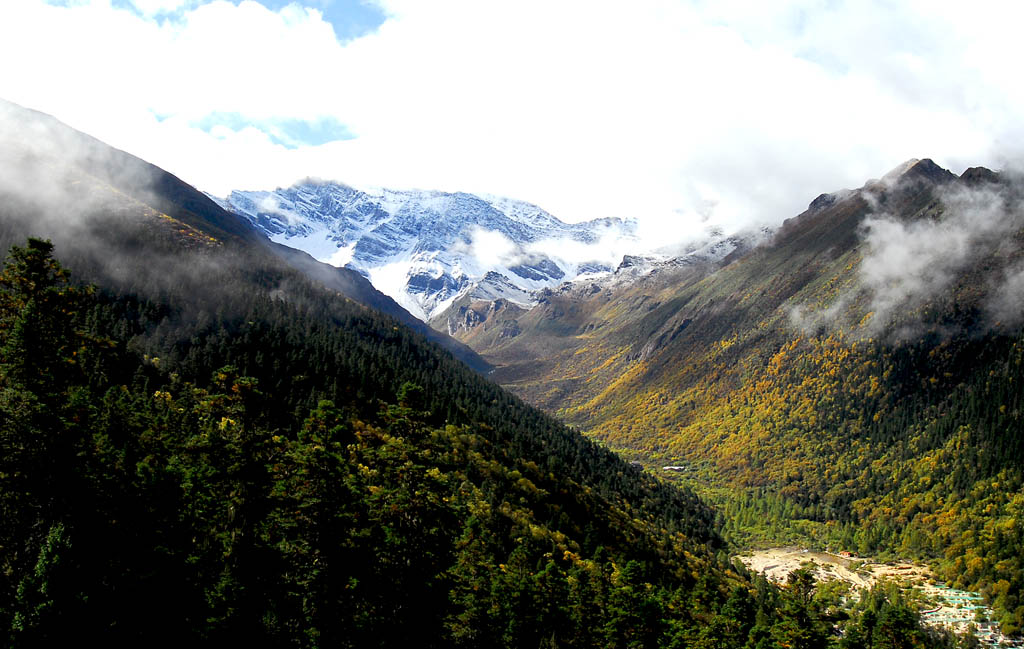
[0,0,1021,240]
[129,0,194,15]
[858,183,1017,329]
[526,229,639,270]
[456,227,522,268]
[792,180,1024,337]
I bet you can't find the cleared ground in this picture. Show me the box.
[738,547,874,588]
[737,547,932,590]
[738,549,1015,646]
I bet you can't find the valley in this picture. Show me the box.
[400,158,1024,638]
[2,95,1021,646]
[216,151,1024,641]
[214,150,1024,641]
[5,0,1021,645]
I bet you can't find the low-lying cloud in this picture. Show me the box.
[860,184,1012,326]
[454,227,525,269]
[792,178,1024,339]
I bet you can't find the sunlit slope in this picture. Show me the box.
[459,159,1024,632]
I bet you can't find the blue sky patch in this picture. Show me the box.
[255,0,387,41]
[194,112,355,149]
[95,0,387,42]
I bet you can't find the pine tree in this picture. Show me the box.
[0,239,92,644]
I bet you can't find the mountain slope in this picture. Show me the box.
[0,98,720,536]
[0,98,488,372]
[260,239,489,371]
[452,158,1024,634]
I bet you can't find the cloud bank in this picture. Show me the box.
[1,0,1023,242]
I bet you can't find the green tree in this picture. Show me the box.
[0,238,89,400]
[10,522,81,647]
[873,602,925,649]
[0,240,93,643]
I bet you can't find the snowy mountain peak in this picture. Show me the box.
[220,181,639,321]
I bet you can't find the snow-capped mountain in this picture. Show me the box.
[433,225,774,338]
[606,226,774,280]
[218,181,638,320]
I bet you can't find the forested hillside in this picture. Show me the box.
[0,235,719,646]
[0,102,723,644]
[0,236,958,647]
[457,160,1024,635]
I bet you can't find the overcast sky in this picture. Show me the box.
[2,0,1022,238]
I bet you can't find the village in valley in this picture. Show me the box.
[738,548,1023,648]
